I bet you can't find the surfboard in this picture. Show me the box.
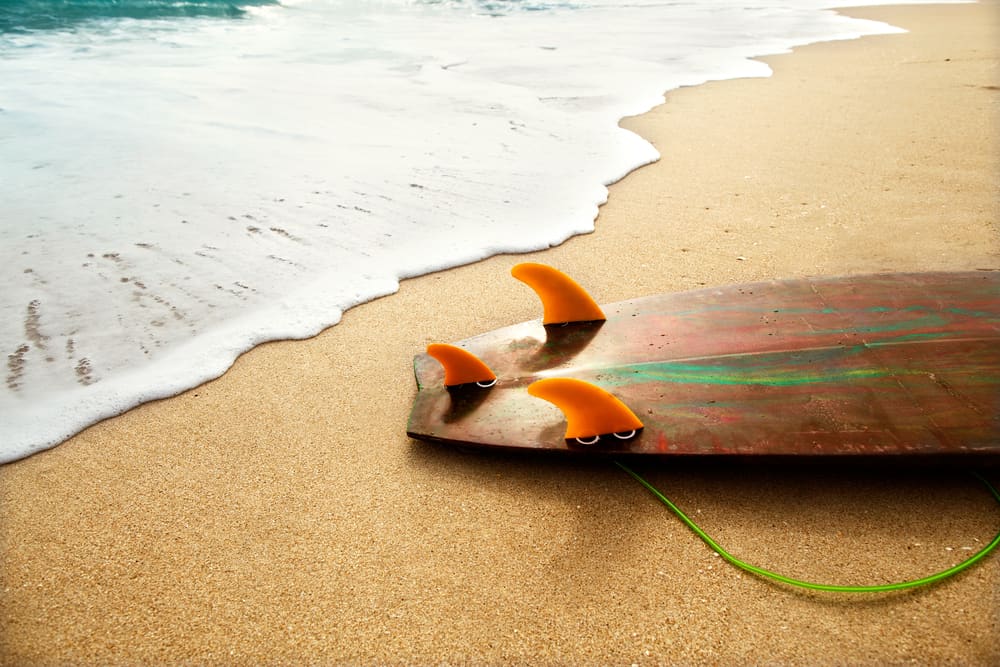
[407,265,1000,457]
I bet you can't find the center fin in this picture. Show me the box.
[511,263,606,325]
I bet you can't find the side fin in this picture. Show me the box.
[426,343,497,388]
[527,377,643,442]
[511,263,606,325]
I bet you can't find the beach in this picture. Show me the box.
[2,0,999,663]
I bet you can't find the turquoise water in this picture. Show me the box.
[0,0,941,462]
[0,0,279,33]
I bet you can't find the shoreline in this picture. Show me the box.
[2,2,999,665]
[0,3,913,470]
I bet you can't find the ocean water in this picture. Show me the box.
[0,0,945,463]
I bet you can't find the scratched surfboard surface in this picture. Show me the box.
[407,272,1000,456]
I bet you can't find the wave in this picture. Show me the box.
[416,0,581,14]
[0,0,280,33]
[0,0,922,463]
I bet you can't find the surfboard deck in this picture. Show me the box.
[407,272,1000,457]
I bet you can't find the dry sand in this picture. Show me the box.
[2,2,999,665]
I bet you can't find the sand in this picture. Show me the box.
[2,2,999,665]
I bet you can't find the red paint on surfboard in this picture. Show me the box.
[406,272,1000,456]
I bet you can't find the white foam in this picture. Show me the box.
[0,0,953,462]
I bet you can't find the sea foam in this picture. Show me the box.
[0,0,943,462]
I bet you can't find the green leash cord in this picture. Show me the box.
[615,461,1000,593]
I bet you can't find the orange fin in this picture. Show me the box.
[527,377,643,442]
[426,344,497,388]
[511,263,606,325]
